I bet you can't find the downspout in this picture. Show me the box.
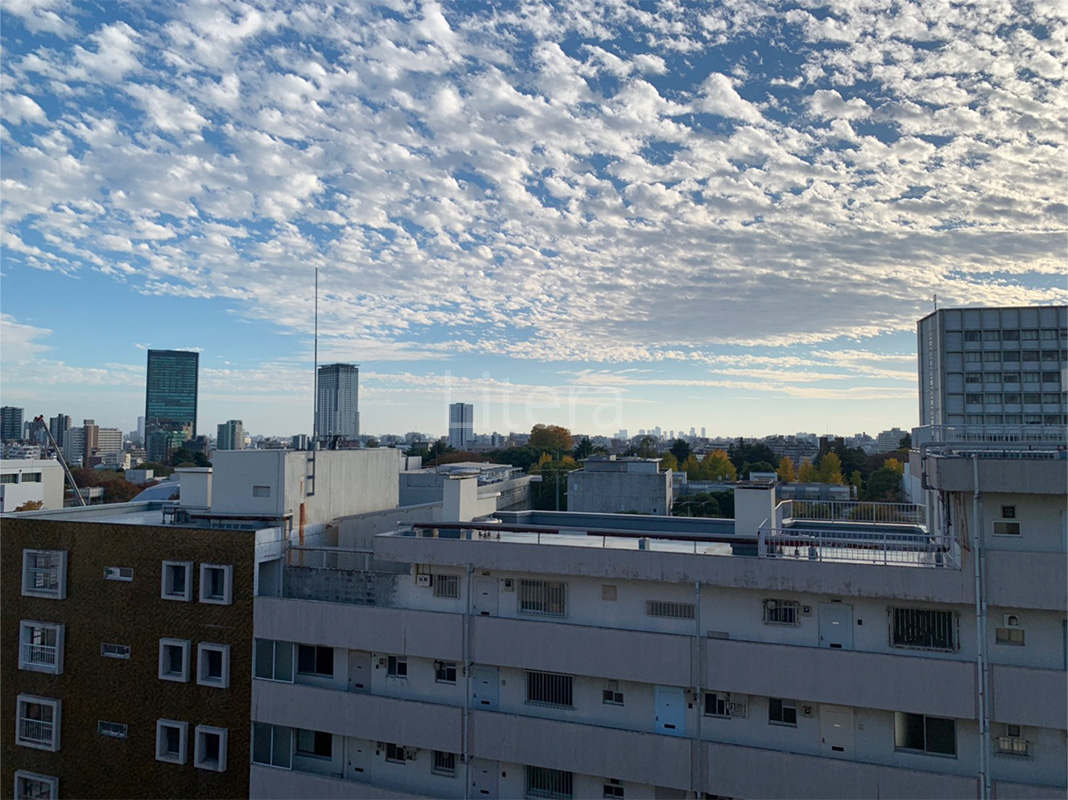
[463,563,474,800]
[693,580,703,795]
[972,455,991,800]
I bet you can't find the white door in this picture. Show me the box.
[345,738,371,778]
[471,665,499,710]
[469,758,498,797]
[654,686,686,736]
[819,603,854,649]
[348,651,371,693]
[820,705,855,758]
[473,578,498,616]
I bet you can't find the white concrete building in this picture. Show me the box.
[0,459,65,512]
[875,428,907,452]
[448,403,474,451]
[568,456,672,515]
[317,364,360,440]
[400,462,533,512]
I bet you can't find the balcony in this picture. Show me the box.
[19,643,58,672]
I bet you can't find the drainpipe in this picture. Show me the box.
[463,563,474,800]
[972,456,991,800]
[693,580,703,794]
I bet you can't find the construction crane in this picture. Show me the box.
[33,415,87,507]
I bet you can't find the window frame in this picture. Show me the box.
[296,644,334,677]
[433,574,460,598]
[194,725,228,772]
[103,566,134,581]
[763,599,801,627]
[15,695,61,752]
[889,607,959,652]
[432,750,456,777]
[518,579,568,618]
[526,670,574,708]
[21,550,67,600]
[158,638,191,683]
[254,639,295,683]
[435,660,457,684]
[156,719,189,764]
[161,560,193,601]
[197,643,231,689]
[18,621,64,674]
[295,728,332,759]
[646,600,695,619]
[101,642,131,659]
[13,771,58,800]
[385,742,407,764]
[894,712,957,757]
[251,722,293,770]
[768,697,797,727]
[602,680,624,706]
[199,563,233,605]
[98,720,128,739]
[526,765,574,799]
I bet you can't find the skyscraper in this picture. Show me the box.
[1,407,24,441]
[145,350,199,462]
[49,414,71,448]
[217,419,245,451]
[448,402,474,450]
[316,364,359,440]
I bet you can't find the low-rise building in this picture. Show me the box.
[568,456,672,515]
[0,460,64,512]
[400,462,532,512]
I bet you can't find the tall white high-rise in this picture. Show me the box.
[317,364,360,440]
[448,402,473,450]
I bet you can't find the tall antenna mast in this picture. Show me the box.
[313,266,319,442]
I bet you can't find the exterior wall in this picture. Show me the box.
[569,467,672,515]
[1,517,255,798]
[0,459,65,510]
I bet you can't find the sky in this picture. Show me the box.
[1,0,1065,440]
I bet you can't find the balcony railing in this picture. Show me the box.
[18,719,54,744]
[21,643,57,668]
[790,500,926,527]
[758,527,954,568]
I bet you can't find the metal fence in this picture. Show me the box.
[286,545,373,571]
[791,500,927,526]
[21,643,57,668]
[758,527,954,568]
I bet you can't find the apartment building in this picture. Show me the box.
[568,456,672,515]
[244,446,1067,800]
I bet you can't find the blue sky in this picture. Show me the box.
[1,0,1065,439]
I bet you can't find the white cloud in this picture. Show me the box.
[693,72,764,123]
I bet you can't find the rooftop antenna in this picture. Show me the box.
[313,266,319,442]
[933,293,938,311]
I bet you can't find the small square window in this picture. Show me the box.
[14,771,58,800]
[768,698,797,727]
[15,695,61,751]
[297,644,333,676]
[18,621,64,674]
[161,561,193,601]
[194,725,228,772]
[21,550,67,600]
[295,729,332,758]
[199,564,233,605]
[995,628,1025,646]
[602,680,624,705]
[156,720,189,764]
[432,750,456,777]
[252,485,271,497]
[197,643,231,689]
[385,742,407,763]
[603,781,625,799]
[433,574,460,598]
[1001,505,1015,519]
[159,639,191,682]
[435,660,457,684]
[388,655,408,678]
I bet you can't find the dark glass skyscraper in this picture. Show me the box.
[145,350,198,462]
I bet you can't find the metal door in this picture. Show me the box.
[345,738,371,778]
[471,664,499,710]
[473,577,498,616]
[654,685,686,736]
[819,603,854,649]
[348,650,371,693]
[469,758,498,797]
[820,705,855,758]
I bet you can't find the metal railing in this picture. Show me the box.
[287,545,373,571]
[18,719,54,744]
[758,527,954,568]
[790,500,927,527]
[21,643,57,668]
[914,424,1067,446]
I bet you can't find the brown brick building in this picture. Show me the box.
[2,510,256,799]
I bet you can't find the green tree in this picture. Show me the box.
[428,439,454,460]
[659,452,679,471]
[816,452,845,485]
[898,432,912,449]
[698,450,736,481]
[488,446,543,472]
[636,436,658,459]
[529,452,581,510]
[777,457,796,483]
[669,438,691,467]
[741,460,776,478]
[850,470,864,494]
[797,458,818,483]
[572,436,593,460]
[529,424,573,453]
[683,453,701,480]
[673,492,721,517]
[863,466,904,501]
[727,439,778,473]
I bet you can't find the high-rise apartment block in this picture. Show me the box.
[145,350,199,463]
[2,406,25,442]
[917,306,1067,428]
[48,415,71,449]
[448,402,473,450]
[216,420,245,451]
[316,364,359,440]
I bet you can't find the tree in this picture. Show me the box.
[572,436,593,460]
[529,424,573,453]
[898,432,912,449]
[698,450,736,482]
[816,452,845,485]
[14,499,44,512]
[864,466,904,501]
[659,452,679,471]
[741,460,776,478]
[850,470,864,494]
[137,461,174,477]
[883,457,904,475]
[428,439,454,459]
[682,453,701,480]
[674,492,721,518]
[777,457,796,483]
[636,436,658,459]
[669,438,691,467]
[727,439,778,473]
[488,446,542,472]
[528,451,581,510]
[797,458,818,483]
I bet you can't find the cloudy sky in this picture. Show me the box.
[2,0,1065,440]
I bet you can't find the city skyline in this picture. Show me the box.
[1,3,1065,437]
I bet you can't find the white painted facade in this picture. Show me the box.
[569,456,673,515]
[0,459,65,511]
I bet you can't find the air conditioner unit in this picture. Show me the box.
[403,747,418,760]
[416,574,432,588]
[1003,614,1021,628]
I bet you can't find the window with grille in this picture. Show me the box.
[435,661,457,683]
[296,729,332,758]
[434,574,460,598]
[16,696,60,751]
[646,600,695,619]
[432,750,456,777]
[890,608,958,652]
[518,579,567,617]
[526,766,573,799]
[22,551,66,600]
[996,725,1031,757]
[763,599,800,626]
[14,770,57,800]
[255,639,294,682]
[98,721,127,739]
[252,723,292,769]
[894,712,956,756]
[297,645,333,676]
[527,671,573,707]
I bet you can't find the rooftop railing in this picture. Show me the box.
[758,527,954,568]
[790,499,927,527]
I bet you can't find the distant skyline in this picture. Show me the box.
[1,2,1064,437]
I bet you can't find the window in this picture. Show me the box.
[704,691,747,718]
[433,574,460,598]
[199,564,233,605]
[518,579,568,617]
[297,644,333,676]
[21,550,67,599]
[1021,329,1039,340]
[964,373,982,384]
[435,660,457,684]
[1004,393,1022,404]
[526,766,573,799]
[996,627,1025,645]
[993,508,1021,536]
[603,780,625,798]
[527,671,573,707]
[161,561,193,601]
[295,729,332,758]
[965,352,982,362]
[14,771,57,799]
[252,485,271,497]
[197,643,230,689]
[1003,373,1020,384]
[1041,350,1060,361]
[646,600,695,619]
[98,721,127,738]
[768,698,797,726]
[763,599,800,626]
[156,720,188,764]
[252,723,292,769]
[602,680,624,705]
[1022,350,1040,362]
[385,742,407,763]
[15,696,60,751]
[983,330,1001,341]
[894,712,956,756]
[966,393,983,404]
[1002,330,1020,341]
[1041,371,1061,383]
[255,639,294,682]
[1001,505,1015,518]
[1024,392,1041,404]
[101,643,131,659]
[104,566,134,581]
[19,621,63,674]
[159,638,191,682]
[890,608,958,652]
[432,750,456,777]
[1023,372,1041,383]
[194,725,228,772]
[963,331,980,341]
[387,655,408,678]
[996,725,1032,757]
[1002,351,1020,362]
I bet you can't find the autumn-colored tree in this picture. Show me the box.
[683,453,701,480]
[529,451,581,510]
[797,458,818,483]
[883,457,904,475]
[698,450,737,481]
[659,452,679,471]
[14,499,44,512]
[776,456,796,483]
[529,424,573,453]
[817,452,845,485]
[850,470,864,494]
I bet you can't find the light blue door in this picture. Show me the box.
[654,685,686,736]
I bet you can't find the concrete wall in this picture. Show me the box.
[0,459,64,510]
[250,763,438,799]
[569,468,672,515]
